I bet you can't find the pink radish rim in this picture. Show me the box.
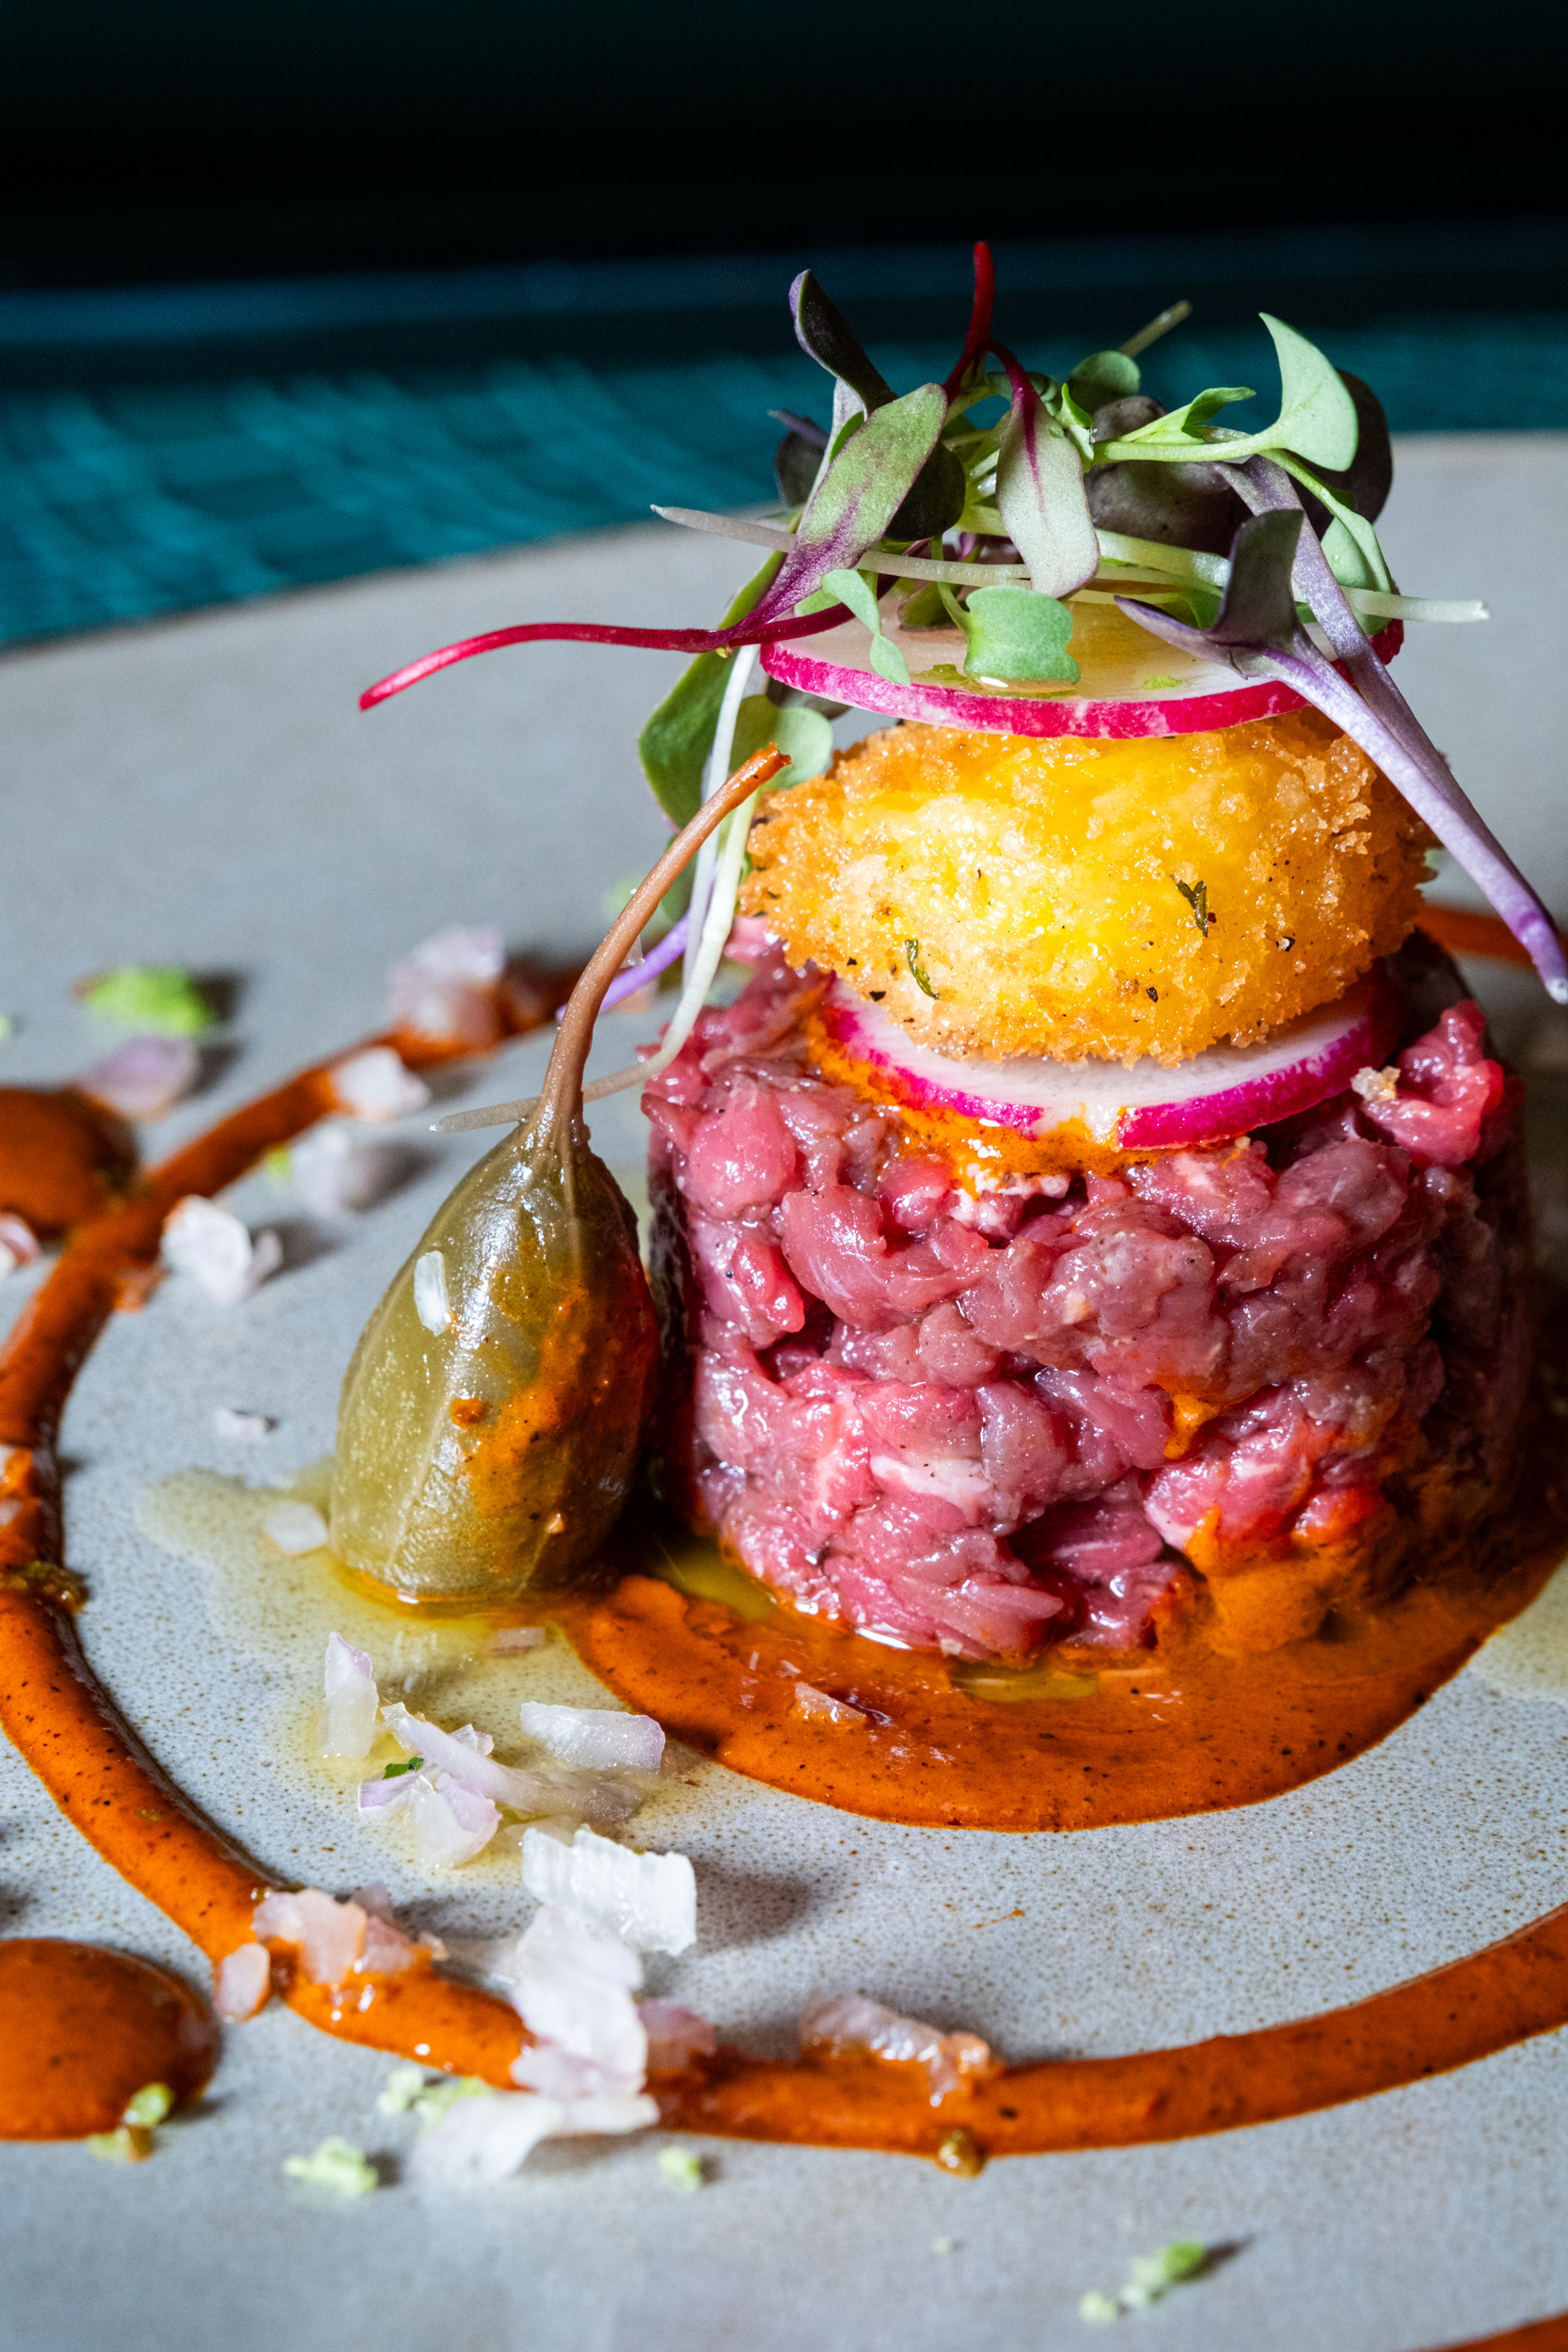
[764,620,1402,742]
[821,964,1406,1152]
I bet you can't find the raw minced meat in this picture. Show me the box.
[642,943,1529,1660]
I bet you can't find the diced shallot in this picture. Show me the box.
[213,1942,272,2022]
[251,1884,422,1982]
[76,1033,199,1122]
[404,1773,501,1868]
[520,1823,697,1955]
[517,1701,665,1773]
[162,1195,282,1306]
[0,1214,40,1277]
[388,927,505,1051]
[327,1046,431,1122]
[262,1501,330,1556]
[253,1887,367,1988]
[380,1701,639,1827]
[800,1991,993,2104]
[640,1999,718,2072]
[318,1631,379,1760]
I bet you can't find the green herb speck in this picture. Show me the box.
[905,939,938,998]
[281,2137,379,2197]
[79,965,214,1036]
[1173,879,1210,938]
[658,2147,705,2192]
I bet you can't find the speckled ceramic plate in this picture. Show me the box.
[4,439,1568,2352]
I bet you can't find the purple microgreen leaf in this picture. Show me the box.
[744,383,948,628]
[1207,510,1302,647]
[941,582,1080,684]
[775,430,823,507]
[1258,314,1359,472]
[768,408,829,448]
[992,355,1099,598]
[790,271,895,413]
[887,439,968,540]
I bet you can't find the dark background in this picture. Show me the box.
[1,0,1564,293]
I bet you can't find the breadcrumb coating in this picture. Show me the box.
[740,712,1433,1066]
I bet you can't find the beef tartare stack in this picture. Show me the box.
[645,703,1530,1662]
[356,246,1562,1660]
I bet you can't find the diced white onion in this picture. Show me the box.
[262,1501,330,1556]
[329,1045,432,1123]
[162,1195,282,1307]
[517,1701,664,1773]
[318,1630,379,1760]
[520,1823,696,1955]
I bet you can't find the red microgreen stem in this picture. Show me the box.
[359,605,852,712]
[943,242,997,398]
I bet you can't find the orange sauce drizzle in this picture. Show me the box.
[1,1006,1567,2213]
[0,1938,217,2138]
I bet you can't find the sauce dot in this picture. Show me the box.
[0,1940,218,2139]
[0,1089,135,1236]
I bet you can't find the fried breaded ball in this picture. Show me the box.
[740,710,1433,1066]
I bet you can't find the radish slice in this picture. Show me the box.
[763,611,1402,742]
[821,965,1404,1150]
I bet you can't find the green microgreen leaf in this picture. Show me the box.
[729,694,833,787]
[281,2137,379,2197]
[1259,313,1359,471]
[905,939,938,997]
[383,1754,423,1777]
[1067,349,1141,408]
[1275,454,1394,592]
[80,965,214,1036]
[938,584,1080,686]
[637,556,783,826]
[898,580,949,629]
[828,409,864,463]
[821,567,911,687]
[1106,385,1257,454]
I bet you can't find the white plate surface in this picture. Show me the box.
[3,442,1568,2352]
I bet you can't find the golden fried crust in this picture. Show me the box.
[740,712,1434,1066]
